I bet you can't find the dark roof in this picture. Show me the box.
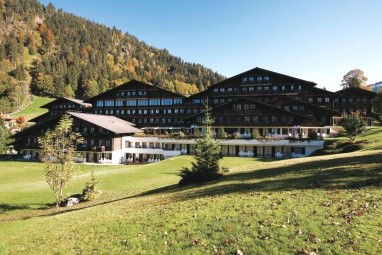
[67,112,143,134]
[40,97,92,109]
[28,112,52,123]
[309,86,342,96]
[205,67,317,91]
[272,96,337,114]
[336,86,377,96]
[84,79,186,103]
[184,97,313,121]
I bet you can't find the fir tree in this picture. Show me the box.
[179,106,224,185]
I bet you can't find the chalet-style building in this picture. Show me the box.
[11,112,143,164]
[10,67,377,163]
[85,80,187,128]
[28,97,92,125]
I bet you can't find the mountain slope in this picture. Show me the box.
[0,0,225,113]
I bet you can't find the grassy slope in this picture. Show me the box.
[11,96,54,120]
[0,128,381,254]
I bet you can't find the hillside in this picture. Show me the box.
[0,0,225,113]
[1,128,382,254]
[0,149,381,254]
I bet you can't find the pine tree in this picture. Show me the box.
[179,106,224,185]
[339,111,366,141]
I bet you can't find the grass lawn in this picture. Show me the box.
[0,148,381,254]
[11,96,54,120]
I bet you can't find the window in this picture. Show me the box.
[233,104,242,111]
[271,116,277,122]
[264,76,270,81]
[228,88,233,92]
[325,98,330,103]
[192,99,201,104]
[348,98,353,103]
[116,100,123,106]
[161,99,173,105]
[273,85,278,91]
[138,100,148,106]
[308,98,314,103]
[174,98,183,104]
[242,77,247,83]
[257,87,263,91]
[245,116,250,122]
[138,91,146,96]
[250,104,256,110]
[253,116,259,122]
[264,86,269,91]
[249,77,254,82]
[96,101,104,107]
[214,88,218,93]
[220,88,225,93]
[104,100,114,107]
[243,104,250,110]
[249,87,254,92]
[213,99,219,104]
[317,98,322,103]
[149,99,161,105]
[220,98,225,103]
[284,106,290,111]
[257,76,262,81]
[291,85,294,90]
[126,100,137,106]
[282,85,285,90]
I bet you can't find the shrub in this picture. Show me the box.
[82,168,101,201]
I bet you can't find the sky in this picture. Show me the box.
[38,0,382,92]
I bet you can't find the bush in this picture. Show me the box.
[308,130,318,140]
[82,168,101,201]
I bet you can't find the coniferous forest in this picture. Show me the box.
[0,0,225,113]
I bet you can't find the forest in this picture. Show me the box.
[0,0,225,113]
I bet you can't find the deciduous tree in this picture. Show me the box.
[341,69,368,88]
[38,115,83,207]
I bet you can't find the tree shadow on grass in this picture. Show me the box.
[170,152,381,201]
[14,151,381,219]
[0,203,50,214]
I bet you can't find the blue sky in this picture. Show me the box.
[38,0,381,91]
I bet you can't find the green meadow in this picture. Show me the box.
[11,96,54,120]
[0,128,381,254]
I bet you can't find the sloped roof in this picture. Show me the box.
[336,86,377,96]
[184,97,313,121]
[67,112,143,134]
[40,97,92,109]
[84,79,186,103]
[207,67,317,90]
